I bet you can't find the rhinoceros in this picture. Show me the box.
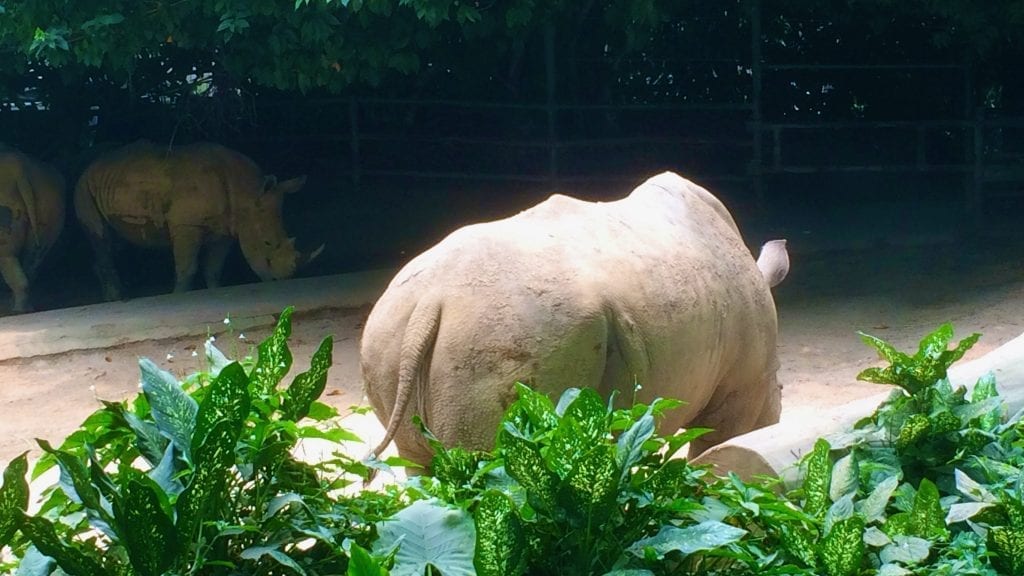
[0,146,67,313]
[74,141,322,300]
[360,171,790,469]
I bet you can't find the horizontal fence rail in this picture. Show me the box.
[227,91,1024,233]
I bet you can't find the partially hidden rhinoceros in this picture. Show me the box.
[0,145,67,313]
[360,171,790,469]
[74,141,322,300]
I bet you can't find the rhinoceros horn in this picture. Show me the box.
[262,174,307,195]
[297,242,325,268]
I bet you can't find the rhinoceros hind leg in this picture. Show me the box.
[203,237,234,289]
[0,256,31,313]
[392,436,435,474]
[170,225,203,293]
[686,373,781,459]
[97,267,124,301]
[601,308,651,403]
[21,243,48,283]
[753,373,782,429]
[84,230,123,301]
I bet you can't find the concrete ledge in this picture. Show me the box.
[0,268,396,361]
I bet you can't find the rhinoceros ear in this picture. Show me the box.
[275,175,307,195]
[262,174,278,193]
[757,239,790,288]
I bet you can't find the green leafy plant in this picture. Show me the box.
[5,317,1024,576]
[379,384,825,575]
[854,324,1000,479]
[795,323,1024,576]
[0,307,406,575]
[373,498,476,575]
[857,323,979,395]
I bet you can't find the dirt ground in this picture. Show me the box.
[2,240,1023,465]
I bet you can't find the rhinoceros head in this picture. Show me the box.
[237,174,322,281]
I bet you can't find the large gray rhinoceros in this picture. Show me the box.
[74,141,322,300]
[361,171,789,469]
[0,146,67,313]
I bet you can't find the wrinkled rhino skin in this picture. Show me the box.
[74,141,315,300]
[361,171,788,468]
[0,146,67,313]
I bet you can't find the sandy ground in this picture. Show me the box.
[1,241,1023,466]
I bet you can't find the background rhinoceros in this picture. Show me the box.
[0,145,67,313]
[360,171,789,468]
[74,141,322,300]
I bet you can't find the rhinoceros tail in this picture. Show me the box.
[371,299,442,460]
[73,173,106,239]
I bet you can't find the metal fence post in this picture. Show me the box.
[545,23,559,187]
[972,107,984,233]
[750,0,765,218]
[963,65,981,236]
[349,97,360,193]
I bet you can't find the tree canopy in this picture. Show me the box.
[2,1,1021,99]
[1,1,592,97]
[1,0,1022,154]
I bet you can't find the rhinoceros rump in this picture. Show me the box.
[74,141,321,300]
[361,171,789,468]
[0,146,67,313]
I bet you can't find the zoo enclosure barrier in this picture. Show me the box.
[247,93,1023,236]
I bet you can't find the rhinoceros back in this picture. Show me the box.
[75,142,244,246]
[76,142,162,242]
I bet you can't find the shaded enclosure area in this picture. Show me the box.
[2,1,1024,313]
